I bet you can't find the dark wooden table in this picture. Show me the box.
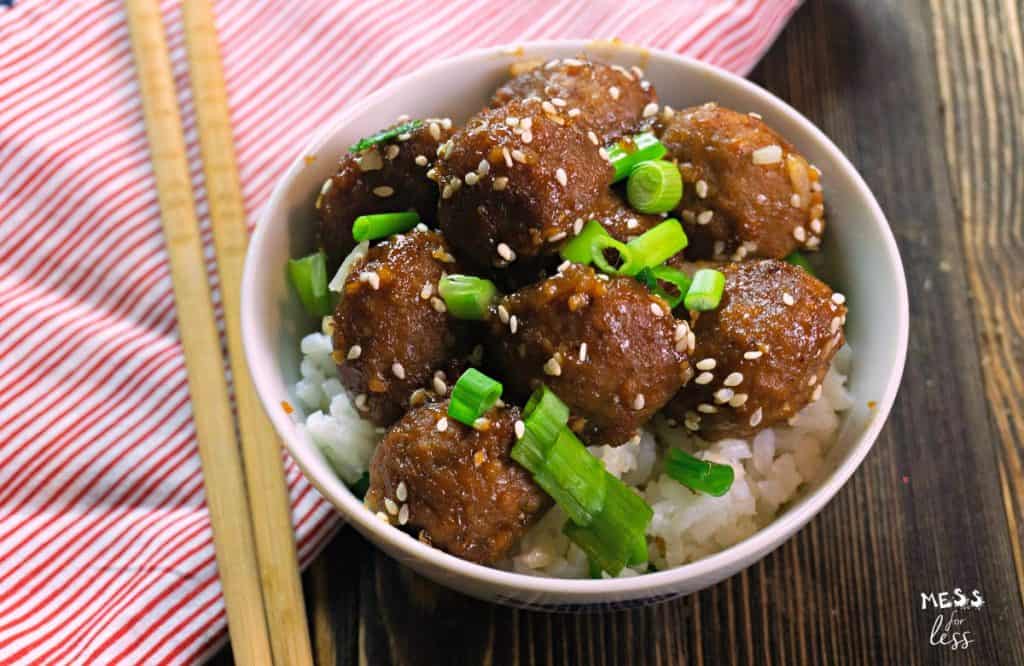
[216,0,1024,662]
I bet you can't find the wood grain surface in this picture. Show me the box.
[212,0,1024,663]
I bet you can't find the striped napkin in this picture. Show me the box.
[0,1,800,662]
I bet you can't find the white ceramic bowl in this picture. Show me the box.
[242,40,908,610]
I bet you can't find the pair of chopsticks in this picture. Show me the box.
[124,1,314,664]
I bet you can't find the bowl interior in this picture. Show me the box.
[242,41,907,605]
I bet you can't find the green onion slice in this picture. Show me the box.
[683,268,726,311]
[563,475,652,575]
[352,211,420,242]
[559,220,609,265]
[288,250,332,317]
[626,218,688,269]
[607,132,668,183]
[785,251,816,276]
[437,274,499,320]
[349,119,423,153]
[591,235,641,276]
[523,385,570,435]
[448,368,503,427]
[637,265,692,310]
[626,160,683,214]
[664,448,735,497]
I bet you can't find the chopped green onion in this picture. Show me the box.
[437,274,499,320]
[349,119,423,153]
[352,212,420,242]
[523,385,570,437]
[563,475,652,575]
[542,428,608,524]
[626,219,688,269]
[591,235,641,276]
[626,160,683,214]
[350,472,370,499]
[664,448,735,496]
[637,265,692,310]
[588,558,604,579]
[288,251,332,317]
[684,268,726,311]
[448,368,503,426]
[559,220,609,264]
[785,251,816,276]
[607,132,667,183]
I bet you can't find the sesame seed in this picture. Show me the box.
[493,176,509,191]
[807,374,818,387]
[729,393,749,407]
[568,108,581,118]
[783,292,795,306]
[498,304,510,323]
[355,394,368,410]
[698,403,718,414]
[744,350,763,360]
[685,418,700,431]
[521,130,533,144]
[609,86,620,100]
[376,511,390,523]
[696,180,708,199]
[429,122,441,141]
[633,394,646,410]
[555,168,567,186]
[587,130,599,145]
[544,357,562,376]
[398,504,410,525]
[573,218,584,235]
[385,498,398,515]
[830,316,842,333]
[832,292,846,305]
[511,149,527,164]
[436,417,448,432]
[687,331,696,352]
[631,65,644,79]
[357,150,383,172]
[697,210,714,225]
[642,102,659,118]
[542,100,557,114]
[359,271,381,290]
[431,296,447,313]
[384,144,400,160]
[810,218,824,234]
[551,97,567,107]
[598,147,610,161]
[548,231,567,242]
[497,243,516,262]
[794,226,807,242]
[414,155,428,167]
[420,282,433,299]
[713,388,734,403]
[473,417,491,431]
[650,302,664,317]
[806,236,821,249]
[748,111,763,119]
[509,315,518,333]
[433,376,447,394]
[696,358,716,371]
[513,420,526,440]
[723,372,744,387]
[397,132,411,141]
[579,342,588,362]
[478,159,490,175]
[557,260,571,272]
[521,117,532,129]
[790,193,802,207]
[752,145,783,165]
[464,172,479,186]
[392,362,406,379]
[441,184,453,199]
[506,116,520,127]
[749,407,763,427]
[695,372,714,385]
[811,385,823,401]
[347,345,362,360]
[426,167,438,181]
[373,186,395,198]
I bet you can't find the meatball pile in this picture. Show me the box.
[318,56,844,565]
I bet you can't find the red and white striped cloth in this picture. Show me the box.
[0,1,799,662]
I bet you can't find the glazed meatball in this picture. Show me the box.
[332,230,469,425]
[366,401,549,565]
[489,264,692,447]
[658,104,825,261]
[490,57,658,144]
[437,98,612,269]
[665,260,846,440]
[318,118,454,266]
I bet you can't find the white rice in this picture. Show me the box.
[291,329,854,578]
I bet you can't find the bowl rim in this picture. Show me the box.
[242,39,909,597]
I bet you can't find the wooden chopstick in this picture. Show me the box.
[123,1,275,663]
[179,2,315,665]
